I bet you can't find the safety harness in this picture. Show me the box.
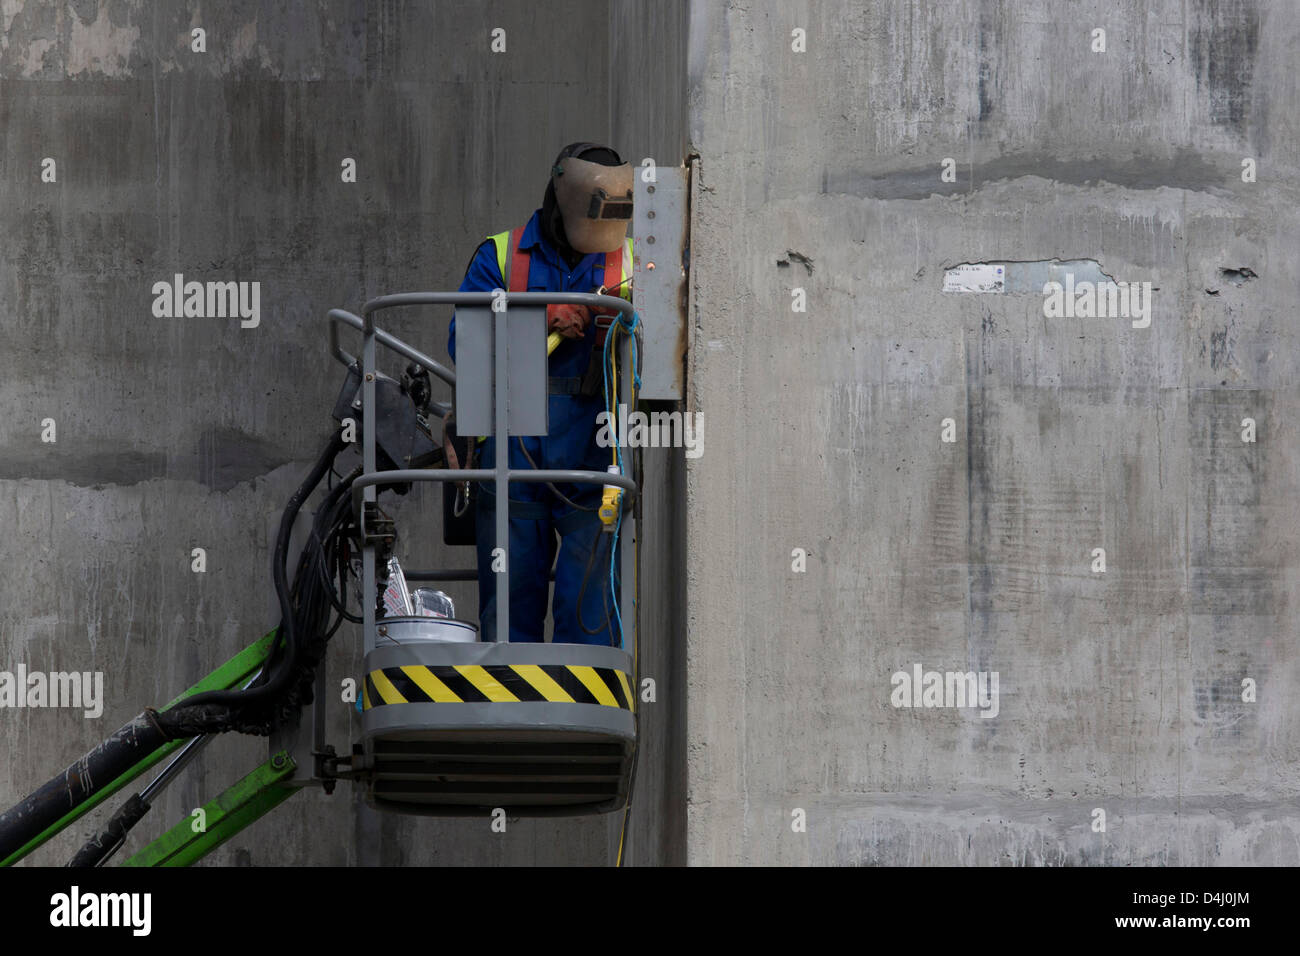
[442,227,633,494]
[492,225,633,351]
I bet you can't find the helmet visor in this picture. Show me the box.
[553,156,634,253]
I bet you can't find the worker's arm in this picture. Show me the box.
[448,238,503,363]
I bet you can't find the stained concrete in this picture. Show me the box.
[6,0,1296,869]
[0,0,686,866]
[684,0,1300,864]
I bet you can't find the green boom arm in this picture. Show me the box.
[123,751,300,867]
[0,631,276,867]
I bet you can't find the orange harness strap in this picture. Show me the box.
[601,243,623,292]
[507,226,530,292]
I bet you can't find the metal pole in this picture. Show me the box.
[494,297,510,643]
[362,321,377,655]
[328,308,456,388]
[619,328,635,653]
[351,468,636,499]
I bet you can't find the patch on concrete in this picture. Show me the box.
[1219,266,1257,286]
[1190,0,1260,135]
[0,447,168,487]
[0,427,292,491]
[825,149,1225,200]
[1210,325,1233,371]
[184,425,295,492]
[775,250,813,274]
[67,0,140,77]
[943,259,1114,295]
[2,0,141,77]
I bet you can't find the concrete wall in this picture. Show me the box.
[685,0,1300,864]
[1,0,685,866]
[609,2,690,866]
[11,0,1292,871]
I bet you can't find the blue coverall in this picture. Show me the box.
[448,209,622,646]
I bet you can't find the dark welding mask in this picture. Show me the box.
[551,145,633,254]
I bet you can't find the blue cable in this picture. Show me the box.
[610,500,624,648]
[601,310,641,649]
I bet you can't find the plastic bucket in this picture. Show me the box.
[376,617,479,645]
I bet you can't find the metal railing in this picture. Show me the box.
[329,291,638,650]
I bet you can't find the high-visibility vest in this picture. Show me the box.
[489,226,633,299]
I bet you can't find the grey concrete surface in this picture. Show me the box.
[6,0,1296,870]
[684,0,1300,864]
[609,1,690,868]
[1,0,686,866]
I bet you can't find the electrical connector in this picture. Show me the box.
[599,465,622,530]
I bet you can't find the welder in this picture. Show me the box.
[447,142,634,645]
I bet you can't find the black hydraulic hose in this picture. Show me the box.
[308,468,363,623]
[163,430,347,714]
[317,533,362,628]
[577,528,615,637]
[0,709,173,864]
[4,433,358,862]
[292,472,360,642]
[66,794,150,868]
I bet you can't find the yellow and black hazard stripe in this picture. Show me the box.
[363,664,634,711]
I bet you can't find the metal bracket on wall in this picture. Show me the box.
[633,165,690,400]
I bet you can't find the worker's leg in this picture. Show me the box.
[535,390,621,645]
[474,434,556,643]
[474,491,556,642]
[551,505,621,646]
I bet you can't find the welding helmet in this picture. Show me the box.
[550,143,633,254]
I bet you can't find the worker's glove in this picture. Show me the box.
[546,303,592,339]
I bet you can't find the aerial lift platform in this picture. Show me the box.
[343,288,642,819]
[0,286,640,867]
[0,168,687,867]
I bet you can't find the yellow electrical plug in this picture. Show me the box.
[599,465,622,529]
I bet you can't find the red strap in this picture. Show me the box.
[510,229,624,299]
[508,225,530,292]
[602,244,623,293]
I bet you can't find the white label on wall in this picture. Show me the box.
[943,263,1005,293]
